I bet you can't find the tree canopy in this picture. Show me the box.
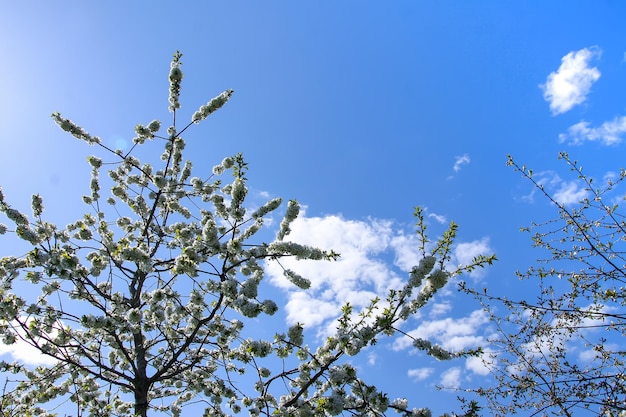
[0,52,494,417]
[464,153,626,416]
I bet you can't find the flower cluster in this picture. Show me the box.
[268,241,331,260]
[133,119,161,144]
[412,338,453,360]
[51,112,101,145]
[277,199,299,240]
[282,268,311,290]
[191,90,234,123]
[409,255,435,287]
[212,156,235,175]
[168,51,184,112]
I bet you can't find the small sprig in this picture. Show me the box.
[168,51,184,112]
[51,112,101,145]
[191,90,234,123]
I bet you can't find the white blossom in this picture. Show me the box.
[191,90,234,123]
[276,199,299,240]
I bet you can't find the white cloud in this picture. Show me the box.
[453,238,493,279]
[407,367,434,381]
[429,301,451,318]
[541,47,601,115]
[559,116,626,145]
[453,154,470,173]
[389,233,422,272]
[0,340,57,366]
[0,319,58,366]
[503,304,622,382]
[577,341,619,364]
[552,180,589,205]
[393,309,490,353]
[428,213,447,225]
[266,214,404,329]
[283,292,341,328]
[465,354,492,376]
[439,367,461,389]
[509,329,568,376]
[265,213,493,335]
[578,346,602,363]
[521,171,589,206]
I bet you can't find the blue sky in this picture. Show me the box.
[1,1,626,415]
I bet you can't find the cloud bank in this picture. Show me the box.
[559,116,626,145]
[392,309,490,353]
[265,212,493,334]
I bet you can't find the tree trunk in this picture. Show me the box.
[134,381,149,417]
[134,330,150,417]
